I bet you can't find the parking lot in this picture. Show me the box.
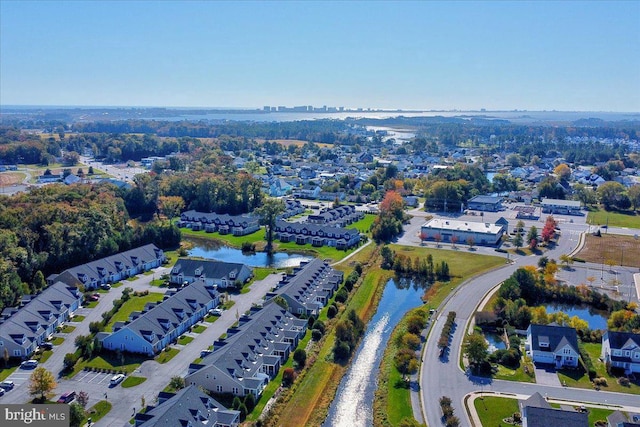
[71,371,114,386]
[3,369,34,388]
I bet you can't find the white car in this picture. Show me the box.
[110,374,125,386]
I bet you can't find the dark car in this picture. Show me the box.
[0,381,14,391]
[57,391,76,404]
[41,342,53,350]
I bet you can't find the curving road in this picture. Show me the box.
[418,219,640,426]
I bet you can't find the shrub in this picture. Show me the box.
[593,377,608,387]
[282,368,295,386]
[618,377,630,387]
[334,287,348,303]
[293,349,307,368]
[327,305,338,319]
[311,329,323,341]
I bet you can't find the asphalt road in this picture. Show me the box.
[418,216,640,426]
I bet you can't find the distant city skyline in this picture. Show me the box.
[1,1,639,112]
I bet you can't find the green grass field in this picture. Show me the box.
[473,396,519,426]
[105,293,165,331]
[156,348,179,364]
[177,335,194,345]
[587,207,640,229]
[84,400,112,425]
[192,325,206,333]
[121,376,147,388]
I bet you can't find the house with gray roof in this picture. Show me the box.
[467,195,503,212]
[0,281,83,359]
[274,220,360,249]
[601,330,640,375]
[170,259,253,289]
[519,392,587,427]
[525,324,579,368]
[267,259,343,316]
[185,301,306,398]
[47,244,165,290]
[179,211,260,236]
[306,205,363,227]
[100,280,219,356]
[133,385,239,427]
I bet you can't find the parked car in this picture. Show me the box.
[209,308,223,316]
[20,359,38,369]
[110,374,125,386]
[57,391,76,404]
[100,283,111,290]
[88,293,100,301]
[0,380,15,390]
[0,388,5,397]
[40,342,53,350]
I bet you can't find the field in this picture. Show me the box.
[105,293,165,331]
[0,172,26,186]
[473,396,519,426]
[574,233,640,268]
[587,207,640,229]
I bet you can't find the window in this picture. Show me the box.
[13,350,21,356]
[216,385,222,392]
[232,387,239,395]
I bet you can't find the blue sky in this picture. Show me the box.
[1,1,639,111]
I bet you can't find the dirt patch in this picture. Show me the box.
[0,173,23,186]
[575,233,640,268]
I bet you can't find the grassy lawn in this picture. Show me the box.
[493,363,535,383]
[274,240,358,263]
[105,293,165,331]
[0,363,19,381]
[59,325,76,333]
[85,400,112,424]
[204,314,219,323]
[473,396,519,426]
[347,213,376,234]
[192,325,206,333]
[587,207,640,229]
[121,376,147,388]
[111,281,124,288]
[182,228,266,248]
[84,301,98,308]
[51,337,65,345]
[71,352,147,377]
[72,315,85,322]
[557,365,593,389]
[156,347,179,364]
[587,407,615,426]
[253,267,275,281]
[574,233,640,269]
[177,335,194,345]
[581,342,640,394]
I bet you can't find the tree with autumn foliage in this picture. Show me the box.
[371,190,406,243]
[541,216,557,243]
[553,163,571,181]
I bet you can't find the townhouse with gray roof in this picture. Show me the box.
[519,392,587,427]
[267,258,343,316]
[170,259,253,289]
[185,301,307,398]
[0,281,83,359]
[46,244,165,290]
[179,211,260,236]
[306,205,363,227]
[274,220,360,250]
[100,280,219,356]
[133,385,240,427]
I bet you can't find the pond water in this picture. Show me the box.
[323,278,428,427]
[486,172,496,183]
[542,304,608,330]
[186,238,312,268]
[485,332,507,353]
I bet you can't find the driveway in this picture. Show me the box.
[533,364,562,387]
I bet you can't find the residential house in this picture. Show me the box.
[280,199,305,219]
[46,244,165,290]
[607,410,640,427]
[170,259,253,289]
[267,259,343,316]
[185,301,307,398]
[519,392,588,427]
[601,330,640,375]
[274,220,361,249]
[0,281,83,359]
[133,385,240,427]
[467,195,503,212]
[179,211,260,236]
[525,324,579,368]
[420,217,508,247]
[269,179,293,197]
[100,280,219,356]
[306,205,363,227]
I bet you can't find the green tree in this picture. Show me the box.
[513,233,523,250]
[628,185,640,211]
[463,333,488,369]
[169,376,185,390]
[527,226,539,245]
[293,348,307,368]
[69,402,85,427]
[597,181,625,210]
[28,366,57,401]
[255,198,285,254]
